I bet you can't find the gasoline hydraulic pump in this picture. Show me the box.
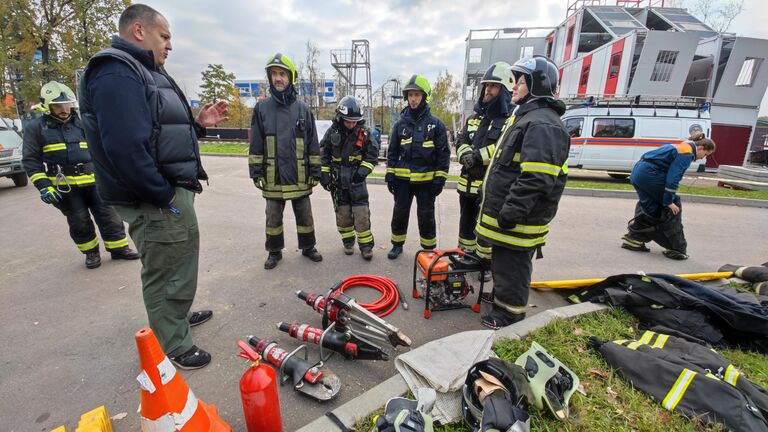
[237,340,282,432]
[412,249,486,318]
[246,336,341,401]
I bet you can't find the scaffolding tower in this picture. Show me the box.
[330,40,374,125]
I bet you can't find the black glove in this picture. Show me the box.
[353,166,371,184]
[320,172,331,191]
[460,152,480,170]
[431,178,446,197]
[481,393,529,432]
[387,181,396,195]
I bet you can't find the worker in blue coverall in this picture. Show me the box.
[621,131,716,260]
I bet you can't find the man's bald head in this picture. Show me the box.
[117,4,172,66]
[118,4,162,36]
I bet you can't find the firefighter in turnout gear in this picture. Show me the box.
[320,96,379,260]
[22,81,139,269]
[455,62,514,283]
[250,53,323,269]
[385,75,450,259]
[475,57,570,329]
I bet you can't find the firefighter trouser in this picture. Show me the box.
[491,246,535,317]
[335,180,374,249]
[626,201,687,253]
[390,180,436,249]
[630,161,667,218]
[458,193,492,261]
[114,187,199,357]
[265,196,316,252]
[54,186,128,253]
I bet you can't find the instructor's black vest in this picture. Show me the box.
[80,48,205,195]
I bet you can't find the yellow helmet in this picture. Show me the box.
[40,81,77,112]
[265,53,297,86]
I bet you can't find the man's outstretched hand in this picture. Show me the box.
[197,101,229,127]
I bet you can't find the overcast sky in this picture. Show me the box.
[141,0,768,114]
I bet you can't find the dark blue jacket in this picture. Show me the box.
[635,142,696,206]
[79,36,206,208]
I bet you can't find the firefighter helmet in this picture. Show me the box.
[510,55,559,98]
[336,96,364,122]
[265,53,297,86]
[402,74,431,102]
[514,341,580,420]
[40,81,77,112]
[481,62,514,92]
[461,357,531,431]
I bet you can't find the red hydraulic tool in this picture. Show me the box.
[237,341,282,432]
[297,280,412,351]
[246,336,341,401]
[277,321,389,361]
[412,249,486,319]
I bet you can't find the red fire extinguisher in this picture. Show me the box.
[237,340,283,432]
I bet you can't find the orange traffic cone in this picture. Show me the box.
[135,327,231,431]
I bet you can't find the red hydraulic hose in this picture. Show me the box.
[336,275,405,318]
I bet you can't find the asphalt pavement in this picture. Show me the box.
[1,155,765,431]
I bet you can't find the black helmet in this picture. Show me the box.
[336,96,364,122]
[461,358,530,431]
[510,55,559,98]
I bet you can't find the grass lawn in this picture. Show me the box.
[199,141,248,155]
[196,144,768,201]
[354,307,768,432]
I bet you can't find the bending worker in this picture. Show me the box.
[22,81,140,269]
[249,53,323,269]
[385,75,450,259]
[475,56,570,329]
[455,62,514,282]
[320,96,379,260]
[621,131,716,260]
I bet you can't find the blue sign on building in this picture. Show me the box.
[324,81,334,98]
[235,82,251,97]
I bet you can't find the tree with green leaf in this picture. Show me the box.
[1,0,127,116]
[199,64,235,104]
[430,70,461,134]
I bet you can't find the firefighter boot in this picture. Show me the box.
[264,251,282,270]
[481,305,525,330]
[343,241,354,256]
[361,246,373,261]
[302,247,323,262]
[110,246,141,260]
[85,249,101,269]
[388,245,403,260]
[663,249,689,260]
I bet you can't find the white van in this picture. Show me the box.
[562,99,710,179]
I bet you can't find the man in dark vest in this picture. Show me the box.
[79,4,228,369]
[22,81,139,269]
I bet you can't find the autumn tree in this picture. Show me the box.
[1,0,127,114]
[199,63,235,104]
[223,87,251,129]
[429,70,461,134]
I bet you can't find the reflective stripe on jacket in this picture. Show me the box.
[249,96,321,200]
[475,98,570,250]
[22,113,95,190]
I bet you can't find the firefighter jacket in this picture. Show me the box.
[455,92,512,196]
[80,36,207,208]
[22,113,95,190]
[571,273,768,353]
[592,331,768,431]
[385,103,450,185]
[249,94,321,200]
[475,98,570,251]
[320,119,379,189]
[636,141,696,206]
